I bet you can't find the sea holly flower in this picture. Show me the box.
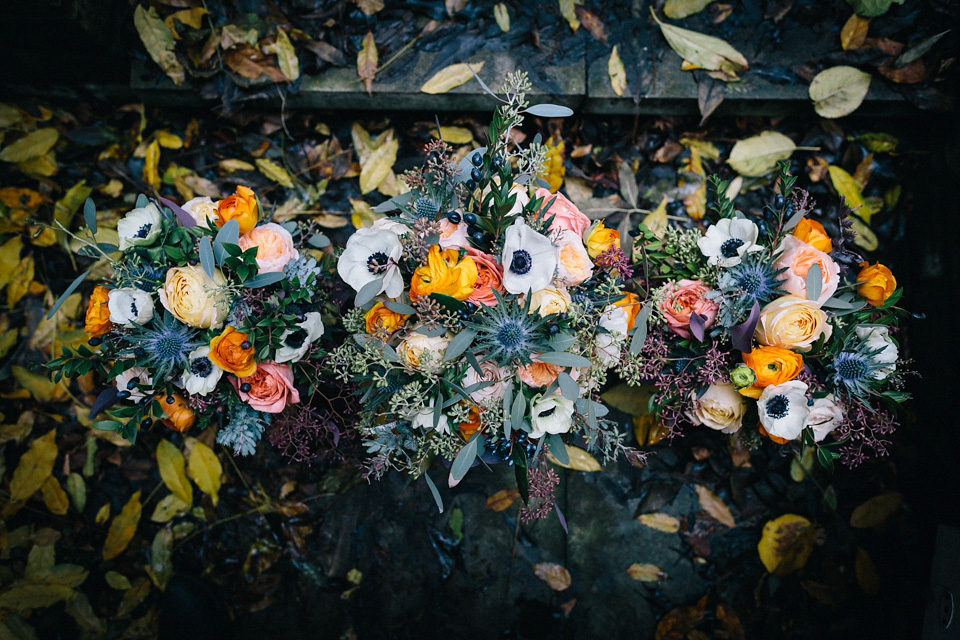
[757,380,810,442]
[501,218,557,295]
[117,203,162,250]
[337,227,404,299]
[529,392,575,439]
[468,291,550,367]
[697,218,762,267]
[275,312,325,364]
[180,346,224,396]
[854,326,899,380]
[124,313,201,382]
[107,288,154,327]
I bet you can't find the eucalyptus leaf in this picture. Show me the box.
[806,263,823,301]
[136,194,149,209]
[83,198,97,234]
[355,278,382,307]
[417,325,447,337]
[557,372,579,401]
[511,390,525,429]
[503,382,513,439]
[546,434,569,465]
[449,435,479,487]
[536,352,593,367]
[385,301,416,315]
[373,192,414,213]
[629,305,650,355]
[443,329,477,362]
[381,343,400,363]
[47,270,90,319]
[213,219,239,264]
[524,104,574,117]
[422,471,444,514]
[308,234,331,248]
[243,272,286,288]
[198,236,215,279]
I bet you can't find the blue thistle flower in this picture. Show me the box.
[123,312,201,382]
[414,196,439,219]
[466,291,550,367]
[716,252,786,326]
[217,404,269,456]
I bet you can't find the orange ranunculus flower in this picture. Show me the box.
[615,292,643,332]
[792,218,832,253]
[585,221,621,259]
[157,393,195,433]
[84,285,113,337]
[365,302,409,336]
[216,185,259,234]
[209,326,257,377]
[459,404,482,441]
[409,246,478,302]
[857,261,897,307]
[739,346,804,399]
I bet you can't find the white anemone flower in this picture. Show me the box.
[275,312,325,364]
[180,346,223,396]
[337,227,404,298]
[697,218,763,267]
[501,218,557,295]
[529,392,575,439]
[115,367,154,402]
[758,380,810,441]
[409,398,450,435]
[107,288,154,327]
[117,203,162,250]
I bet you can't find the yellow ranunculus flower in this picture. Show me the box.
[365,301,409,336]
[857,261,897,307]
[585,221,621,259]
[409,246,478,302]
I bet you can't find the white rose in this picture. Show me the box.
[805,395,844,442]
[855,325,899,380]
[687,383,746,434]
[181,197,220,227]
[397,332,450,373]
[117,203,162,250]
[758,380,810,441]
[107,288,154,327]
[529,392,575,439]
[594,305,630,366]
[555,229,594,287]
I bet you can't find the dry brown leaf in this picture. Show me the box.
[853,153,874,189]
[485,488,520,512]
[695,485,735,527]
[655,595,707,640]
[850,492,902,528]
[223,44,286,83]
[637,513,681,533]
[575,6,607,43]
[841,14,870,50]
[626,563,668,581]
[354,0,384,15]
[357,32,378,96]
[533,562,572,591]
[608,45,627,96]
[878,58,927,84]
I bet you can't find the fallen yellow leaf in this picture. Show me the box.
[0,128,59,163]
[144,139,161,191]
[485,488,521,512]
[757,513,815,575]
[156,440,193,506]
[256,158,295,188]
[420,62,485,95]
[430,126,473,144]
[850,492,902,528]
[546,444,602,471]
[637,513,681,533]
[532,562,572,590]
[186,438,222,506]
[9,430,57,502]
[359,134,398,194]
[41,476,69,516]
[102,491,141,561]
[356,31,378,96]
[626,562,668,581]
[695,485,736,527]
[608,45,627,96]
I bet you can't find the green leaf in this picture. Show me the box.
[46,270,89,320]
[728,131,796,177]
[449,435,479,487]
[198,236,215,279]
[355,278,382,307]
[83,198,97,234]
[0,128,59,163]
[805,263,822,301]
[443,329,476,362]
[536,352,593,367]
[847,0,904,17]
[422,471,443,514]
[557,372,579,400]
[243,272,286,288]
[546,433,569,465]
[629,305,650,355]
[213,219,238,264]
[511,390,525,430]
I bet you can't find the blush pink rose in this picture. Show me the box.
[538,188,591,237]
[774,235,840,306]
[231,362,300,413]
[464,247,505,307]
[462,360,508,403]
[661,279,719,339]
[438,218,469,249]
[237,223,299,273]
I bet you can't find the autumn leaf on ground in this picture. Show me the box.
[41,476,69,516]
[359,134,398,194]
[637,512,681,533]
[665,0,712,19]
[626,563,668,581]
[828,165,882,223]
[651,9,748,81]
[608,46,627,97]
[156,440,193,506]
[186,438,223,506]
[655,595,707,640]
[850,492,903,528]
[855,547,881,594]
[265,29,300,83]
[0,128,59,163]
[559,0,582,31]
[134,5,185,85]
[727,131,796,177]
[430,126,473,144]
[485,488,520,512]
[757,513,816,575]
[9,430,57,502]
[421,62,485,94]
[256,158,295,188]
[102,490,142,561]
[143,139,161,190]
[695,485,736,527]
[223,44,287,83]
[493,3,510,32]
[810,66,872,118]
[575,6,607,43]
[533,563,572,590]
[546,444,601,471]
[357,32,378,96]
[841,14,870,50]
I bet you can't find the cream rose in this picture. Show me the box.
[805,395,844,442]
[182,197,220,227]
[158,264,228,329]
[528,286,571,317]
[755,295,833,352]
[237,222,299,274]
[397,332,450,373]
[687,383,746,434]
[555,229,594,286]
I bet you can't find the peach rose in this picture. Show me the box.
[792,218,832,253]
[237,223,299,273]
[538,188,590,237]
[209,326,257,377]
[555,229,594,286]
[528,286,571,318]
[585,221,621,259]
[438,218,470,250]
[661,279,719,339]
[464,247,504,307]
[216,185,259,234]
[157,393,195,433]
[518,360,564,388]
[774,235,840,306]
[755,295,833,352]
[857,261,897,307]
[232,362,300,413]
[84,285,113,337]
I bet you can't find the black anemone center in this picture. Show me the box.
[765,394,790,420]
[510,249,532,275]
[130,302,138,316]
[285,328,308,348]
[538,406,556,418]
[190,357,213,377]
[135,223,153,239]
[837,354,869,380]
[720,238,745,258]
[367,252,389,274]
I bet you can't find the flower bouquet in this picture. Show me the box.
[627,165,909,469]
[47,186,351,462]
[330,73,648,515]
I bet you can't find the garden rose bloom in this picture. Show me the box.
[585,221,621,259]
[463,360,508,403]
[232,362,300,413]
[661,279,719,339]
[237,223,299,273]
[464,247,504,307]
[528,286,570,317]
[397,332,450,373]
[157,393,195,433]
[755,295,833,352]
[774,235,840,305]
[158,265,228,329]
[539,188,590,237]
[687,384,746,434]
[84,285,113,337]
[555,229,594,286]
[740,346,804,398]
[409,246,478,301]
[365,302,409,336]
[181,196,219,227]
[595,305,630,366]
[209,326,257,377]
[216,185,258,234]
[438,218,470,250]
[518,360,565,388]
[459,404,483,440]
[805,395,844,442]
[529,392,575,439]
[757,380,810,442]
[792,218,832,253]
[857,262,896,307]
